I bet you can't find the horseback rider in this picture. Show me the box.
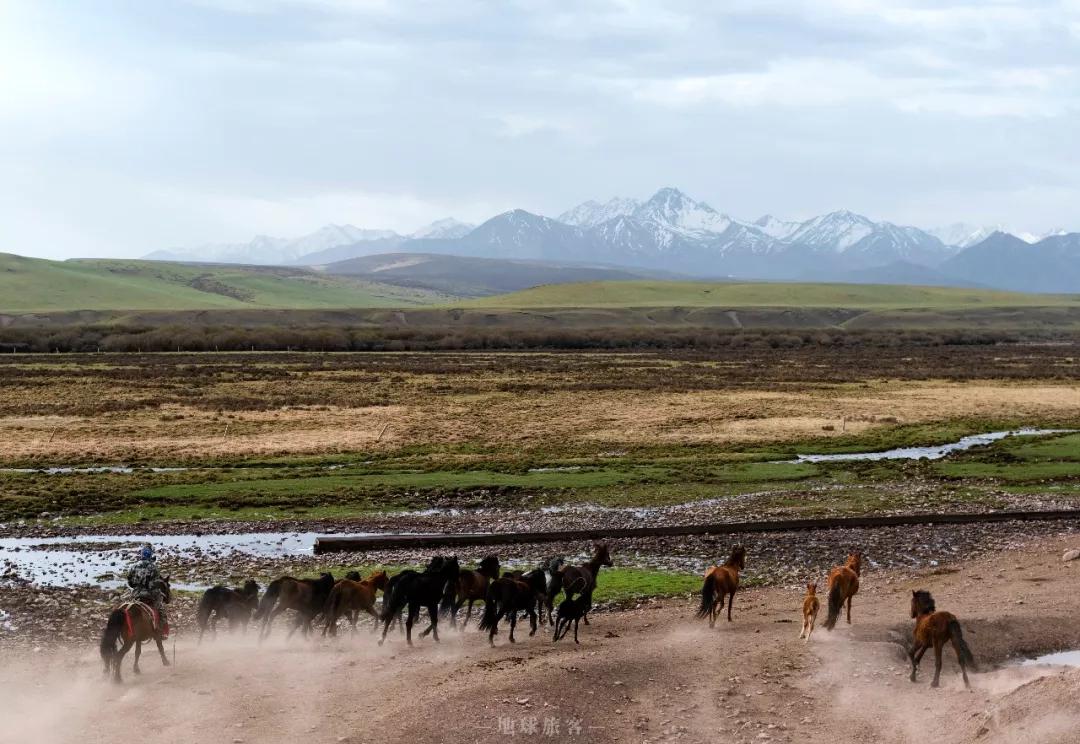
[127,544,168,633]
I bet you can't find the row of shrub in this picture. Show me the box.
[0,323,1062,353]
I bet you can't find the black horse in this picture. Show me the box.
[196,579,260,643]
[378,556,460,646]
[553,594,591,644]
[478,572,540,646]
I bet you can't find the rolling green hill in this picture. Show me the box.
[0,254,453,312]
[462,280,1080,309]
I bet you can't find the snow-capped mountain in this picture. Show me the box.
[140,187,1075,290]
[410,218,475,240]
[558,197,640,228]
[930,223,1068,247]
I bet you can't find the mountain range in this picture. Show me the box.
[144,188,1079,293]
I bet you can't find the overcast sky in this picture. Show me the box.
[3,0,1079,259]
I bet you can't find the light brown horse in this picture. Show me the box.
[448,554,500,629]
[553,543,612,625]
[799,582,820,641]
[696,545,746,626]
[823,551,862,630]
[909,590,976,688]
[99,577,172,683]
[323,571,389,636]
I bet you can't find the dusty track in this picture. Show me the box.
[5,533,1080,743]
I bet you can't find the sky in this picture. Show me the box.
[2,0,1079,259]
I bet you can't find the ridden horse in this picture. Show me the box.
[909,590,976,688]
[552,544,612,625]
[323,571,389,636]
[552,594,591,644]
[799,582,819,642]
[478,572,539,646]
[448,554,500,629]
[823,552,862,630]
[255,572,335,640]
[696,545,746,626]
[99,577,172,683]
[196,579,260,643]
[379,556,460,646]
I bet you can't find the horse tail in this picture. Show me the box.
[380,577,407,622]
[253,578,284,620]
[439,576,458,617]
[196,592,214,632]
[478,585,500,632]
[823,579,843,631]
[948,619,977,671]
[100,608,126,664]
[695,573,718,620]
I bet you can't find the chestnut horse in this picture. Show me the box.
[323,571,389,636]
[799,582,819,641]
[448,554,500,629]
[99,577,172,683]
[255,572,335,640]
[696,545,746,626]
[909,590,976,688]
[823,552,862,630]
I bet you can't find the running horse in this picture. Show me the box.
[909,590,976,688]
[447,554,500,629]
[99,577,172,683]
[551,544,612,625]
[823,551,862,630]
[696,545,746,626]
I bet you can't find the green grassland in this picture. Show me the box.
[17,425,1078,527]
[463,280,1080,310]
[0,253,452,312]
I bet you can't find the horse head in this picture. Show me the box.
[593,543,613,567]
[242,579,260,598]
[911,589,935,618]
[479,554,500,577]
[806,582,817,595]
[345,570,362,582]
[847,552,863,574]
[730,545,747,569]
[158,576,173,604]
[369,570,389,590]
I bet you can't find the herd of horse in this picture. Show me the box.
[98,543,613,682]
[99,541,976,690]
[696,545,977,689]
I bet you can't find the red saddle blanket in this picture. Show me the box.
[119,601,169,639]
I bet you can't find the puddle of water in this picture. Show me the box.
[792,428,1073,463]
[1021,650,1080,667]
[0,532,360,588]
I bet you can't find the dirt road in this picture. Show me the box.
[4,533,1080,744]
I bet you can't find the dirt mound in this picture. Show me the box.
[977,668,1080,743]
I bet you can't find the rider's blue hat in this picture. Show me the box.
[140,545,154,560]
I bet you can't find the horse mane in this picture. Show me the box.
[912,590,935,616]
[725,545,746,569]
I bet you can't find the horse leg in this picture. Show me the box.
[909,643,927,682]
[113,639,133,684]
[950,635,972,688]
[846,595,853,625]
[404,601,420,646]
[931,640,944,688]
[508,611,518,644]
[463,599,475,629]
[528,607,538,637]
[133,640,142,675]
[727,591,735,622]
[807,611,815,642]
[428,602,441,642]
[323,609,336,637]
[155,634,169,666]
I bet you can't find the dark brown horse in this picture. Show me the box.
[909,590,976,688]
[196,579,260,643]
[99,577,172,683]
[255,572,335,640]
[448,554,500,629]
[696,545,746,626]
[552,543,612,625]
[478,573,539,646]
[323,571,389,636]
[823,552,862,630]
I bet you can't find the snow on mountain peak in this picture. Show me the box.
[558,197,641,228]
[411,218,474,240]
